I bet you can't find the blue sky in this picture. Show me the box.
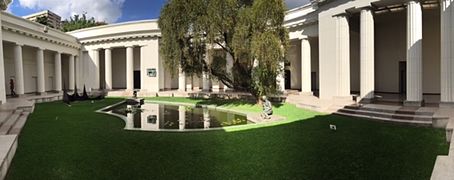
[8,0,309,23]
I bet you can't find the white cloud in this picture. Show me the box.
[18,0,125,23]
[285,0,310,9]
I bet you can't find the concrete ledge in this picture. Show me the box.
[0,135,17,180]
[439,102,454,108]
[431,156,454,180]
[404,100,424,107]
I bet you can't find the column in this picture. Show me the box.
[225,52,234,91]
[0,14,5,104]
[202,72,210,91]
[277,62,285,92]
[75,55,79,90]
[126,46,134,90]
[92,49,100,90]
[360,8,375,101]
[178,106,186,130]
[405,1,423,106]
[178,67,186,92]
[105,48,112,90]
[36,48,45,94]
[300,37,312,95]
[14,43,25,96]
[54,52,62,91]
[336,14,350,97]
[440,0,454,105]
[69,55,75,90]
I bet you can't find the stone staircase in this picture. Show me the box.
[286,94,355,113]
[334,104,449,127]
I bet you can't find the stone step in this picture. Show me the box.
[8,112,30,135]
[0,135,18,180]
[338,108,433,122]
[0,112,13,127]
[0,111,22,135]
[431,156,454,180]
[334,111,433,126]
[344,105,434,116]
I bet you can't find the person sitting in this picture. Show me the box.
[261,96,273,119]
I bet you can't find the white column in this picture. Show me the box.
[126,46,134,90]
[37,48,45,94]
[92,49,100,90]
[105,48,112,90]
[178,106,186,130]
[360,8,375,100]
[336,14,350,97]
[203,108,210,129]
[178,67,186,92]
[75,55,79,89]
[300,37,312,95]
[69,55,75,90]
[441,0,454,105]
[405,1,423,106]
[202,72,210,91]
[54,52,62,91]
[225,53,234,91]
[277,61,285,92]
[0,15,6,103]
[14,43,25,95]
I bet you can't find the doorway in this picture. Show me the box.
[285,70,291,90]
[134,71,141,89]
[399,61,406,94]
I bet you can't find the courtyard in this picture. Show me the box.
[4,98,449,179]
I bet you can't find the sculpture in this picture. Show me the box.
[261,96,273,119]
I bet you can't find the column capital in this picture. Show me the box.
[333,12,350,18]
[14,43,23,47]
[104,47,113,50]
[298,35,310,40]
[358,6,374,12]
[125,45,135,48]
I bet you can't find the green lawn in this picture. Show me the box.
[6,97,449,180]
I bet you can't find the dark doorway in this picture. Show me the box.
[399,61,406,94]
[311,72,317,91]
[134,71,141,89]
[285,70,291,90]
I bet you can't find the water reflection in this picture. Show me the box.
[106,103,250,131]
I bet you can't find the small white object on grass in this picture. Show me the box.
[91,100,94,104]
[330,124,337,131]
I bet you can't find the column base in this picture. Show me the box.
[439,102,454,108]
[404,100,424,107]
[299,91,313,96]
[359,98,374,104]
[36,92,47,96]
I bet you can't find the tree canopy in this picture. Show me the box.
[159,0,289,99]
[62,14,107,32]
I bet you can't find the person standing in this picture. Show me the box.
[9,79,16,97]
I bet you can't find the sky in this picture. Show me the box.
[7,0,310,23]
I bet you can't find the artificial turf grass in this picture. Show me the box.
[6,98,449,180]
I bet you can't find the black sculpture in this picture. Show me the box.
[62,84,105,104]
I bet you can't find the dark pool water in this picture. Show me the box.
[104,103,251,131]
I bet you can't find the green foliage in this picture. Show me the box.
[62,14,107,32]
[159,0,289,98]
[0,0,11,11]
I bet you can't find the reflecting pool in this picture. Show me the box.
[103,102,251,131]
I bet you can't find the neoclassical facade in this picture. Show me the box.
[0,0,452,107]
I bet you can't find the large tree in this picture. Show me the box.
[159,0,289,100]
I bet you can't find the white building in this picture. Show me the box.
[0,0,452,107]
[23,10,62,30]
